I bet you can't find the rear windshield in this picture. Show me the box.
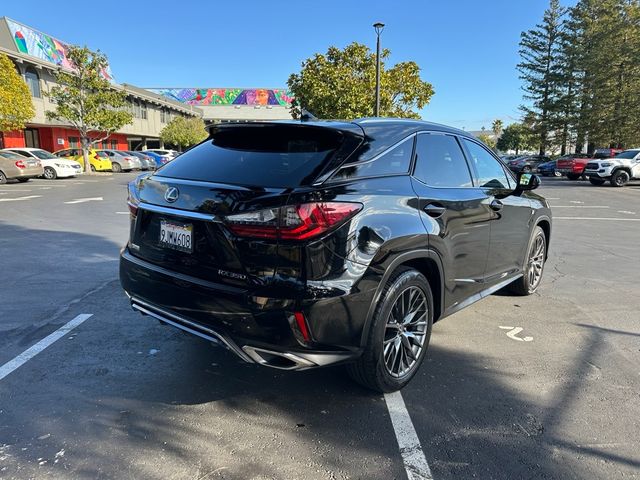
[155,125,344,187]
[593,149,612,158]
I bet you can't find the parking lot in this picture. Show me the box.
[0,174,639,480]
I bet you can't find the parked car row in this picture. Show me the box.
[501,148,637,187]
[0,147,179,183]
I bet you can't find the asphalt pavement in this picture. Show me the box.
[0,174,639,479]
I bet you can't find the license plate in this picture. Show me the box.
[159,220,193,253]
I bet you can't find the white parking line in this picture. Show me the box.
[385,391,433,480]
[618,210,636,215]
[0,314,93,381]
[550,205,609,208]
[64,197,103,204]
[0,189,32,192]
[554,217,640,221]
[0,195,42,202]
[115,211,129,215]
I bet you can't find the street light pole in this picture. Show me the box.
[373,22,385,117]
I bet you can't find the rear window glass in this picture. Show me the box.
[331,136,413,181]
[156,125,344,187]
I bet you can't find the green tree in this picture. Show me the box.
[491,119,504,138]
[160,116,208,150]
[496,123,534,155]
[477,132,497,150]
[46,46,132,173]
[287,42,434,119]
[518,0,566,155]
[0,52,34,132]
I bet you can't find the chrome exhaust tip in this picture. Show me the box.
[241,346,317,371]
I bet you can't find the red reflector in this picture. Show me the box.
[294,311,311,342]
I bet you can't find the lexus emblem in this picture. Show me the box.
[164,187,179,203]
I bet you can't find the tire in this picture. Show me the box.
[90,165,96,172]
[566,173,581,180]
[17,178,29,183]
[112,162,122,173]
[508,226,546,296]
[522,166,532,173]
[589,178,605,186]
[554,171,562,177]
[43,167,57,180]
[610,170,629,187]
[347,267,434,392]
[0,171,6,184]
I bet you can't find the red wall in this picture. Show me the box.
[1,130,26,148]
[1,127,128,152]
[38,127,128,152]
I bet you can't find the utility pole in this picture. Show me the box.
[373,22,385,117]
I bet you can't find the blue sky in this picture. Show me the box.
[3,0,571,130]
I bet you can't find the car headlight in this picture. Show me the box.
[600,162,612,167]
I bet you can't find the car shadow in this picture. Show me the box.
[1,225,639,479]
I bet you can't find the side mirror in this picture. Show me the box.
[516,172,540,191]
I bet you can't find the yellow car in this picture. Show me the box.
[54,148,112,172]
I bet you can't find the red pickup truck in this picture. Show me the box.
[556,148,623,180]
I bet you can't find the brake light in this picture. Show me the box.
[15,160,26,169]
[225,202,362,241]
[127,180,140,218]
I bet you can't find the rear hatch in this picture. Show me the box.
[129,123,363,289]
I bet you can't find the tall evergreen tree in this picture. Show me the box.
[518,0,566,155]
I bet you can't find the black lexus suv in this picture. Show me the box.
[120,119,551,392]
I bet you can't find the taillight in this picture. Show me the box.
[127,180,140,218]
[225,202,362,241]
[15,160,26,169]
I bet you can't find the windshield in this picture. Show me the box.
[614,150,639,159]
[156,125,345,187]
[30,150,58,160]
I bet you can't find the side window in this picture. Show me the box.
[331,136,413,181]
[11,150,31,158]
[413,134,473,188]
[462,139,511,189]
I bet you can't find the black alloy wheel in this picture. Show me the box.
[347,267,433,392]
[508,226,546,295]
[610,170,629,187]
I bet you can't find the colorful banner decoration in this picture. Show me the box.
[6,18,113,81]
[150,88,294,107]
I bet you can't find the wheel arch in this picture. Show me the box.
[535,216,551,259]
[359,249,444,348]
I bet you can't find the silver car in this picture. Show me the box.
[0,150,44,183]
[126,151,155,170]
[96,150,141,173]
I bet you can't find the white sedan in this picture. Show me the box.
[2,148,83,179]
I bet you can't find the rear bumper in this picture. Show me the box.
[556,167,582,174]
[120,248,359,370]
[12,167,43,179]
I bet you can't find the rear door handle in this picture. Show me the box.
[490,199,504,211]
[424,203,446,218]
